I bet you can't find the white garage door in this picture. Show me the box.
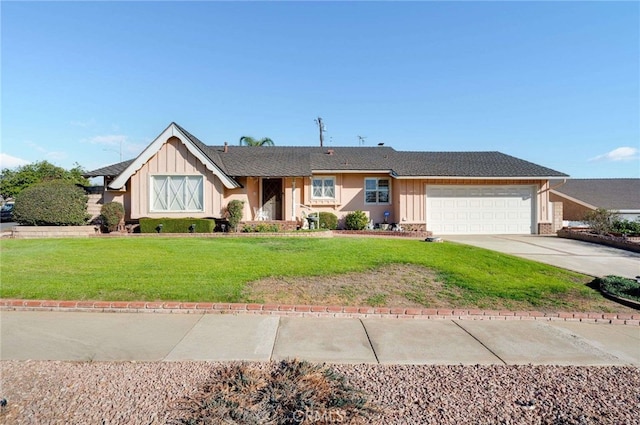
[426,185,535,235]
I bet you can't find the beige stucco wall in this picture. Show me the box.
[298,173,394,224]
[128,137,225,219]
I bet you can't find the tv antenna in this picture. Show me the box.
[357,135,367,146]
[314,117,326,147]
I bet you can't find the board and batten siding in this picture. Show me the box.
[128,137,225,219]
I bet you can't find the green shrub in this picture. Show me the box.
[597,275,640,302]
[583,208,619,235]
[100,202,125,233]
[13,180,89,226]
[611,219,640,236]
[242,223,279,233]
[225,200,244,231]
[344,210,369,230]
[170,359,375,424]
[139,218,215,233]
[318,211,338,230]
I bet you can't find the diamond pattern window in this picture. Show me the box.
[151,176,204,212]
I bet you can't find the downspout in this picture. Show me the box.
[537,178,567,194]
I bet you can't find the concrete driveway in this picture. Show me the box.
[443,235,640,279]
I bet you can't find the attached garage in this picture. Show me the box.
[426,185,536,235]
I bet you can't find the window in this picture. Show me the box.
[151,175,204,212]
[365,178,390,204]
[312,177,335,199]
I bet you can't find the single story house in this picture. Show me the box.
[85,122,568,235]
[550,178,640,223]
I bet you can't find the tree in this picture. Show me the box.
[238,136,275,147]
[0,161,90,199]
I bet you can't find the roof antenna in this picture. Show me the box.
[357,135,366,146]
[314,117,326,147]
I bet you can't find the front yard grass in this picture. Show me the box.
[0,237,629,312]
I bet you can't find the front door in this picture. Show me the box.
[262,178,283,220]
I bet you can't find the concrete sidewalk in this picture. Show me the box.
[442,235,640,279]
[1,311,638,366]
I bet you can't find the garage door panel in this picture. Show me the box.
[426,185,534,235]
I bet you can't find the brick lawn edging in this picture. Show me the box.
[1,299,638,325]
[557,228,640,253]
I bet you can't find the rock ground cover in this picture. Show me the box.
[1,361,638,424]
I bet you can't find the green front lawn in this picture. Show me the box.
[0,237,611,310]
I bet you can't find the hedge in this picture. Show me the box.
[13,180,89,226]
[139,218,215,233]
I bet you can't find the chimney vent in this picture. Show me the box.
[223,141,228,153]
[378,142,384,146]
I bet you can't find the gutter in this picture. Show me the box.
[538,178,568,194]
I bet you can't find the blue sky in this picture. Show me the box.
[2,1,638,178]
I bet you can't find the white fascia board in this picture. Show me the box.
[311,169,394,175]
[108,123,239,190]
[394,176,558,180]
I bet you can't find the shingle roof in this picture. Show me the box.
[550,178,640,210]
[205,145,398,177]
[85,123,569,180]
[392,151,567,177]
[84,159,134,177]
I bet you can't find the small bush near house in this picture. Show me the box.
[169,359,375,425]
[139,218,215,233]
[13,180,89,226]
[319,211,338,230]
[583,208,619,235]
[596,275,640,302]
[225,200,245,231]
[242,223,279,233]
[611,219,640,236]
[99,202,125,233]
[344,210,369,230]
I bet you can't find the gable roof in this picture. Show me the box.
[85,122,568,183]
[550,178,640,211]
[104,122,240,190]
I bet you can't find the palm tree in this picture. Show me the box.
[238,136,275,146]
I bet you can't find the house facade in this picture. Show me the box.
[86,122,568,234]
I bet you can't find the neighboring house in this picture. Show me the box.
[550,178,640,223]
[85,122,568,235]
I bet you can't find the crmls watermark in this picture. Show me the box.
[292,409,347,423]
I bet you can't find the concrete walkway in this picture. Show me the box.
[1,311,638,366]
[443,235,640,279]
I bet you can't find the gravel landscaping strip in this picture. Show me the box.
[1,361,638,424]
